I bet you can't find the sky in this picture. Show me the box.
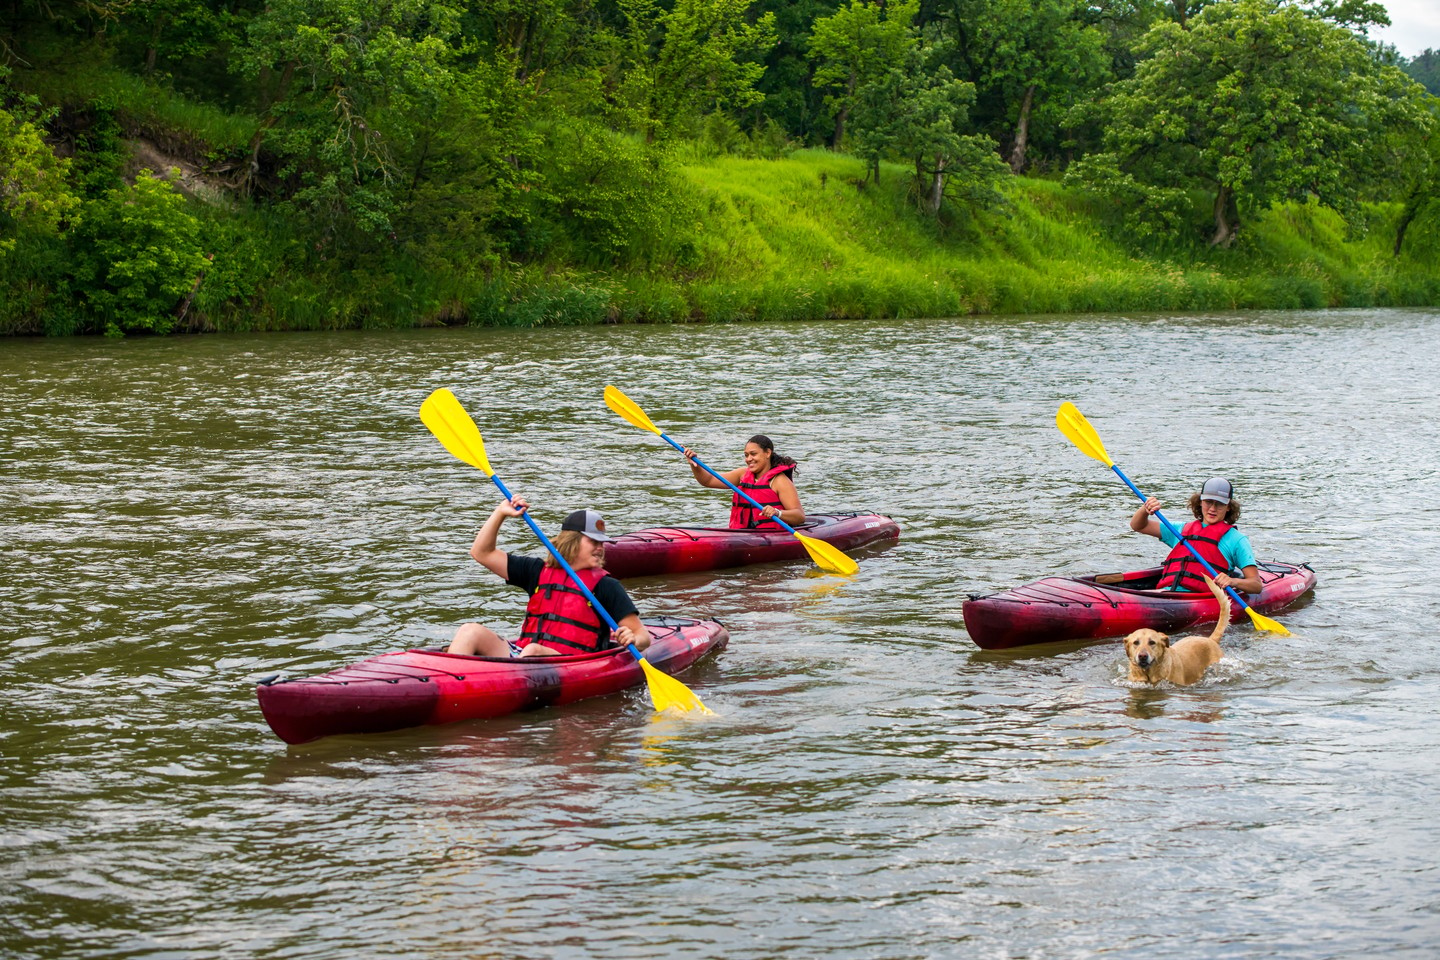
[1372,0,1440,57]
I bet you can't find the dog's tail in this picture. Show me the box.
[1201,576,1232,644]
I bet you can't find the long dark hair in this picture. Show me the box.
[748,434,797,477]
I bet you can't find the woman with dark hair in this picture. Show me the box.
[1129,477,1262,593]
[683,434,805,530]
[446,497,651,657]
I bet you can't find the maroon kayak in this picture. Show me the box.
[962,561,1316,650]
[601,512,900,578]
[256,616,728,744]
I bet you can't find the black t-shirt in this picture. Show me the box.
[505,555,638,647]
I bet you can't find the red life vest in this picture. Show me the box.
[1157,520,1235,591]
[729,464,794,529]
[518,566,612,653]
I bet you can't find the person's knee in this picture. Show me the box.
[448,623,490,655]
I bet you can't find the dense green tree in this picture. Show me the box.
[1068,0,1434,246]
[1390,112,1440,256]
[926,0,1108,172]
[0,103,79,249]
[808,0,917,148]
[465,0,606,80]
[751,0,839,145]
[395,52,547,270]
[849,36,1008,214]
[615,0,777,142]
[1403,49,1440,95]
[68,172,211,336]
[110,0,249,78]
[235,0,462,237]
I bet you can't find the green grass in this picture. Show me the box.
[555,151,1440,324]
[13,43,256,158]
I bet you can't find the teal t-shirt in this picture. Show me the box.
[1159,521,1257,574]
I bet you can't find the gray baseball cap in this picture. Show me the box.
[561,509,614,542]
[1200,477,1234,504]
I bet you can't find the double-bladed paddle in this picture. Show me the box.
[419,388,712,714]
[604,385,859,576]
[1056,401,1290,636]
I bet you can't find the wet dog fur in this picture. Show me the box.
[1124,577,1232,686]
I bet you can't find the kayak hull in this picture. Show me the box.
[962,561,1316,650]
[256,616,728,744]
[602,512,899,578]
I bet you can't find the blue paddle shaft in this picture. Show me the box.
[656,432,799,535]
[487,474,645,662]
[1112,464,1255,610]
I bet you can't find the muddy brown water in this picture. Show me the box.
[3,309,1438,958]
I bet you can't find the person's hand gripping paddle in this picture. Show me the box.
[1056,401,1289,635]
[604,385,858,576]
[420,388,713,713]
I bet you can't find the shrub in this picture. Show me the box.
[68,170,210,336]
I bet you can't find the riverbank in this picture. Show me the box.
[7,137,1439,336]
[184,153,1440,333]
[143,150,1440,333]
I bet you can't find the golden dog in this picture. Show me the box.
[1124,577,1232,686]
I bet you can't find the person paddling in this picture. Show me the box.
[683,434,805,529]
[447,498,651,657]
[1129,477,1262,594]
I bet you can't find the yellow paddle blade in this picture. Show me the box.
[639,658,713,714]
[797,533,859,576]
[1056,402,1115,467]
[419,388,494,475]
[604,385,662,435]
[1245,607,1291,636]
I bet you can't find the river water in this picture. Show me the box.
[3,309,1438,959]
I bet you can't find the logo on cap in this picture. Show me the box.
[561,509,614,542]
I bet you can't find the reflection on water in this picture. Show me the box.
[4,310,1440,958]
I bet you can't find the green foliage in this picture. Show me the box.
[1389,110,1440,256]
[923,0,1110,172]
[849,38,1010,215]
[395,51,547,273]
[0,105,80,248]
[616,0,778,141]
[538,119,699,265]
[109,0,250,94]
[67,172,211,336]
[751,0,841,145]
[4,0,1440,335]
[808,0,917,146]
[1403,49,1440,96]
[237,0,463,237]
[1067,0,1435,246]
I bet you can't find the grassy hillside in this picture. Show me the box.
[645,151,1440,321]
[303,148,1438,332]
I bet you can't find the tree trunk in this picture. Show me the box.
[1173,0,1188,27]
[244,60,297,197]
[1210,183,1237,247]
[173,256,211,328]
[143,15,166,74]
[1008,84,1036,175]
[1393,192,1426,256]
[922,155,946,215]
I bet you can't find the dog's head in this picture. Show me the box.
[1124,629,1170,669]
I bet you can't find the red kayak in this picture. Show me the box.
[256,616,728,744]
[962,561,1316,650]
[601,512,899,578]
